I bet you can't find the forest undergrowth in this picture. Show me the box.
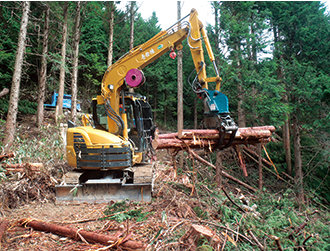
[0,117,329,250]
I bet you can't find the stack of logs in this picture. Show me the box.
[153,126,275,150]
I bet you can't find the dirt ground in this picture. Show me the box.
[1,156,213,250]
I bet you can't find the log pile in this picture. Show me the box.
[153,126,275,150]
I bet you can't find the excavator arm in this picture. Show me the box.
[100,9,237,148]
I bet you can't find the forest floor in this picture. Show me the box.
[0,114,329,250]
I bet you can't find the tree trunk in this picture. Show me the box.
[250,21,258,125]
[19,219,146,249]
[213,2,220,53]
[55,3,68,122]
[128,1,135,93]
[107,2,115,67]
[129,2,134,50]
[177,1,183,137]
[273,25,292,176]
[283,89,292,176]
[177,1,184,167]
[235,44,246,127]
[71,2,82,123]
[36,5,49,128]
[3,1,30,149]
[194,97,198,129]
[292,114,304,204]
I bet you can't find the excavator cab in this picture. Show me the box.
[91,94,155,158]
[124,94,155,154]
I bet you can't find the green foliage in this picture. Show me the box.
[193,206,209,220]
[0,121,65,164]
[243,190,330,250]
[0,99,37,118]
[102,200,151,223]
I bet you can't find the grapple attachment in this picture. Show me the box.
[202,89,238,149]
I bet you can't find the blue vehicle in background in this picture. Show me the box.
[44,92,81,111]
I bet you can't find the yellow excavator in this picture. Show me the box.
[56,9,237,203]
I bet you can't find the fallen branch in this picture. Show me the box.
[188,149,257,192]
[18,218,146,249]
[288,221,308,240]
[270,235,283,251]
[0,153,15,162]
[248,229,264,250]
[221,187,245,213]
[234,145,248,177]
[242,149,291,185]
[195,220,254,246]
[302,234,313,246]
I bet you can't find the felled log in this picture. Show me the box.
[19,218,146,249]
[153,126,275,150]
[3,163,43,174]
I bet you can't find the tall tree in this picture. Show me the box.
[128,1,135,93]
[71,1,82,122]
[177,1,183,136]
[3,1,30,149]
[107,1,115,67]
[267,1,330,202]
[55,2,68,123]
[129,1,135,50]
[36,4,50,128]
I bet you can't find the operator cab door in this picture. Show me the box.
[125,98,155,153]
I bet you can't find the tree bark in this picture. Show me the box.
[3,1,30,149]
[274,26,292,176]
[292,114,305,204]
[153,126,275,150]
[36,5,50,128]
[235,44,246,127]
[177,1,183,138]
[194,97,198,129]
[283,93,292,175]
[129,2,134,50]
[128,1,135,93]
[71,2,82,123]
[19,219,146,249]
[55,3,68,122]
[107,2,115,67]
[177,1,184,168]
